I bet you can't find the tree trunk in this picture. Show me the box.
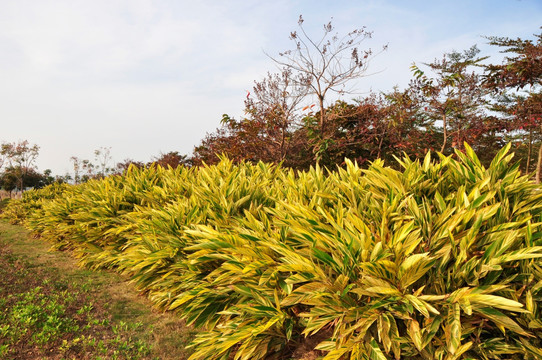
[377,133,385,159]
[536,142,542,184]
[318,95,326,142]
[527,127,533,173]
[315,95,326,163]
[280,126,286,161]
[440,114,447,153]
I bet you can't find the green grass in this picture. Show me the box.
[0,220,195,360]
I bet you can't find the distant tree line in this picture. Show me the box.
[69,148,192,184]
[0,141,196,193]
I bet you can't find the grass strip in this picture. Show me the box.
[0,220,194,360]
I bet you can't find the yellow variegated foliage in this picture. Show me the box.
[3,145,542,359]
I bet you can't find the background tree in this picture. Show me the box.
[94,146,113,178]
[192,114,278,166]
[0,140,40,191]
[70,156,96,183]
[484,29,542,180]
[484,30,542,89]
[490,91,542,172]
[310,89,435,168]
[0,166,50,194]
[115,159,146,174]
[244,70,308,163]
[270,15,386,161]
[411,46,490,154]
[41,169,56,187]
[383,86,440,159]
[70,156,82,184]
[150,151,191,168]
[70,147,115,182]
[0,147,7,172]
[303,96,387,166]
[23,168,50,189]
[0,168,18,196]
[81,159,95,182]
[192,70,311,168]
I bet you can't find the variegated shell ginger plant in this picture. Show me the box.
[5,144,542,359]
[174,144,542,360]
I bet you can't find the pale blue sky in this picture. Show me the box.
[0,0,541,175]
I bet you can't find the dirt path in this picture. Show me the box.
[0,221,194,360]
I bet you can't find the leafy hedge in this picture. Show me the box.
[3,144,542,359]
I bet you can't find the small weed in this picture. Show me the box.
[4,286,80,347]
[76,303,94,315]
[0,344,9,357]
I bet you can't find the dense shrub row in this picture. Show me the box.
[3,144,542,359]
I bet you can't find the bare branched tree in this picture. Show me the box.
[94,146,113,177]
[268,15,387,155]
[70,156,82,184]
[245,69,309,161]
